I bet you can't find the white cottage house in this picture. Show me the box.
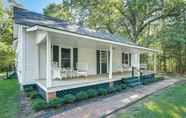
[13,7,158,101]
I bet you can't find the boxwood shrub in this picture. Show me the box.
[87,89,97,98]
[63,94,76,104]
[24,86,34,92]
[98,88,107,96]
[27,90,38,99]
[115,85,122,92]
[108,87,117,94]
[121,84,127,89]
[76,91,88,101]
[32,98,48,111]
[48,98,62,108]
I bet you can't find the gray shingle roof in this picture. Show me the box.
[13,7,136,46]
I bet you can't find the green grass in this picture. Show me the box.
[0,79,20,118]
[114,82,186,118]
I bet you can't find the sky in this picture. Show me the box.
[5,0,63,14]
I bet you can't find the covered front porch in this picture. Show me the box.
[36,71,153,93]
[29,25,157,100]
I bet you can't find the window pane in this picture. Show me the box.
[53,45,59,63]
[61,48,71,68]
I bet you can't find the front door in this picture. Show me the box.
[96,50,108,74]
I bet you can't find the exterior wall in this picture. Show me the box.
[15,25,39,85]
[112,49,122,72]
[23,31,38,85]
[39,42,46,79]
[78,48,97,75]
[15,26,140,86]
[15,25,24,85]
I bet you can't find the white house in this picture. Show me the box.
[13,7,158,101]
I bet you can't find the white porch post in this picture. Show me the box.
[134,52,140,76]
[109,45,112,80]
[46,34,52,88]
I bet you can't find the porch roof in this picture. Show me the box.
[13,7,159,53]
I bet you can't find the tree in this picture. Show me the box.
[0,0,15,73]
[43,0,185,43]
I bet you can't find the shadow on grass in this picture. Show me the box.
[115,82,186,118]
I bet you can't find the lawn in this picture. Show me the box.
[0,79,20,118]
[113,81,186,118]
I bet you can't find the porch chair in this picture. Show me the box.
[122,64,131,72]
[76,63,88,78]
[60,68,68,79]
[52,62,61,80]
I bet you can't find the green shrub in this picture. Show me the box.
[63,94,76,104]
[121,84,127,89]
[87,89,97,98]
[115,85,122,92]
[48,98,62,108]
[156,76,164,81]
[24,86,34,92]
[27,91,38,99]
[76,91,88,101]
[108,87,117,93]
[32,98,48,111]
[98,88,107,96]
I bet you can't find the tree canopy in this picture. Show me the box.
[43,0,186,73]
[0,0,15,72]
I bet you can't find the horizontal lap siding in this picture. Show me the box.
[78,48,97,75]
[23,31,38,85]
[112,49,122,72]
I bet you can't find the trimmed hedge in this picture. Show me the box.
[76,91,88,101]
[63,94,76,104]
[87,89,97,98]
[98,88,107,96]
[27,73,159,111]
[31,98,48,111]
[48,98,62,108]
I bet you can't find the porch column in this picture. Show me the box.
[134,52,140,76]
[109,45,112,80]
[46,34,52,88]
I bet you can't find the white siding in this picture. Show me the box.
[23,31,38,85]
[112,49,122,72]
[78,48,97,75]
[39,43,46,79]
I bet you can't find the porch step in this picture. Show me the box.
[122,77,142,87]
[127,81,142,87]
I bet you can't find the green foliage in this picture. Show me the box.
[121,84,127,89]
[0,1,15,72]
[76,91,88,101]
[87,89,97,98]
[0,79,20,118]
[48,98,62,107]
[98,88,108,96]
[27,91,38,99]
[63,94,76,104]
[31,98,48,111]
[108,86,117,94]
[115,85,122,92]
[24,86,34,92]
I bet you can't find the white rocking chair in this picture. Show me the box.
[76,63,88,78]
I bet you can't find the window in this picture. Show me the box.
[61,48,71,68]
[122,53,131,66]
[52,45,59,65]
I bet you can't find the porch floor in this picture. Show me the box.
[36,71,153,92]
